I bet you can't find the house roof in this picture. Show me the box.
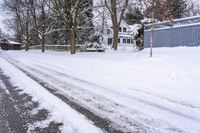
[0,39,21,45]
[8,40,21,45]
[129,24,142,36]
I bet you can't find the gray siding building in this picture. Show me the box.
[144,16,200,48]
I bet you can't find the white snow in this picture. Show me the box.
[0,54,103,133]
[8,40,21,45]
[0,46,200,132]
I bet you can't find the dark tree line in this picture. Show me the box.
[1,0,199,53]
[2,0,94,54]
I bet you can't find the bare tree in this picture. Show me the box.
[3,0,31,51]
[145,0,189,21]
[3,0,93,53]
[105,0,129,50]
[189,1,200,16]
[28,0,53,52]
[50,0,82,54]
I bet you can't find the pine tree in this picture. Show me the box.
[52,0,94,54]
[77,0,94,45]
[124,8,144,25]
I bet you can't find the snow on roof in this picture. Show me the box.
[145,22,200,32]
[119,33,134,38]
[129,24,142,36]
[145,15,200,27]
[8,40,21,45]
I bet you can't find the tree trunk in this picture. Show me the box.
[25,31,29,51]
[25,44,29,51]
[69,27,76,54]
[105,0,129,51]
[25,6,30,51]
[41,34,45,52]
[25,39,29,51]
[41,1,45,53]
[112,26,119,50]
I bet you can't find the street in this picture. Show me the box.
[0,49,200,133]
[0,69,62,133]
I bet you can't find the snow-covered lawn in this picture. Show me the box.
[0,47,200,133]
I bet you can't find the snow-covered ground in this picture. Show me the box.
[0,47,200,133]
[0,51,103,133]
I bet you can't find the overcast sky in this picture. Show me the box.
[0,0,199,34]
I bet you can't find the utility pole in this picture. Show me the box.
[150,0,155,57]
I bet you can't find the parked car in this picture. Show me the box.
[86,42,106,52]
[86,34,106,52]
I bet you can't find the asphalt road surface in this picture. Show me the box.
[0,69,62,133]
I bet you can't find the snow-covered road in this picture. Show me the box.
[0,47,200,133]
[0,52,103,133]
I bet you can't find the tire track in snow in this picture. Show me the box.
[3,55,196,133]
[18,57,200,109]
[1,56,127,133]
[21,58,200,124]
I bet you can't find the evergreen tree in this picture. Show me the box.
[124,8,144,50]
[124,8,144,25]
[49,0,94,53]
[77,0,94,44]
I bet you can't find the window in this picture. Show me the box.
[118,38,120,43]
[108,38,112,45]
[127,39,130,44]
[107,29,111,34]
[131,39,134,44]
[123,38,126,43]
[123,27,127,32]
[119,27,122,32]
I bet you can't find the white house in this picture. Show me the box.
[93,6,136,47]
[101,19,135,47]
